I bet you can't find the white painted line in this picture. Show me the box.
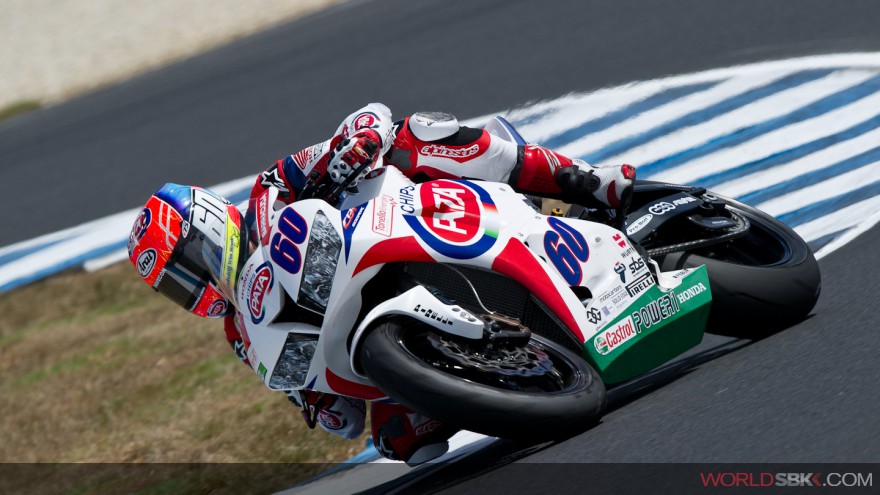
[795,195,880,246]
[756,160,880,217]
[653,86,880,185]
[630,70,877,180]
[715,126,880,198]
[557,70,792,159]
[814,207,880,259]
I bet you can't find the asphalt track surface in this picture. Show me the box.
[2,0,878,489]
[3,0,880,246]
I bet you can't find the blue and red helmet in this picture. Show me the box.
[128,183,246,318]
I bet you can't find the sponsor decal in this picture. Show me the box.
[631,290,681,331]
[415,419,443,436]
[221,215,241,290]
[626,272,654,297]
[247,347,258,367]
[612,233,627,248]
[261,164,291,192]
[248,262,274,324]
[614,262,626,283]
[649,201,675,215]
[353,112,378,131]
[398,185,416,213]
[619,246,636,258]
[425,183,478,241]
[341,203,367,261]
[232,339,247,363]
[257,191,271,246]
[129,207,151,248]
[180,220,190,238]
[674,196,698,206]
[371,194,395,237]
[136,249,157,278]
[626,213,653,236]
[318,408,345,430]
[207,299,227,317]
[594,316,637,355]
[413,304,454,326]
[420,143,480,159]
[677,282,708,304]
[403,180,499,260]
[528,145,561,175]
[598,285,630,309]
[257,362,267,381]
[628,256,647,274]
[586,307,603,325]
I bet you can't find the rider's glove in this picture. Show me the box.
[326,130,381,188]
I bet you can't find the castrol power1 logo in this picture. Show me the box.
[403,180,499,260]
[593,316,637,355]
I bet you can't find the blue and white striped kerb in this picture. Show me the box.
[2,52,879,292]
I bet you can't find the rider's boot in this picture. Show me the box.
[511,144,636,214]
[370,402,458,466]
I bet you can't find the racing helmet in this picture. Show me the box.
[127,183,247,318]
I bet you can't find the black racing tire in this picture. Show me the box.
[658,193,820,339]
[358,318,606,441]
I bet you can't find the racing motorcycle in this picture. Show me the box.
[234,116,820,440]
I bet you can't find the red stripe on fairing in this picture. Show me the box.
[352,236,435,276]
[326,368,386,399]
[491,238,585,343]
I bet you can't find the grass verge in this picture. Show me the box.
[0,263,368,493]
[0,100,41,123]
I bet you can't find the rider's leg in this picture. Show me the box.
[370,401,458,465]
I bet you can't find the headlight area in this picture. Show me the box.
[298,210,342,314]
[269,333,318,390]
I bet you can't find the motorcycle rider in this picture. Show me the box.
[127,102,635,464]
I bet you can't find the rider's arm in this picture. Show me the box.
[384,114,634,209]
[224,313,250,366]
[250,103,395,204]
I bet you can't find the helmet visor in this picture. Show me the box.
[153,229,214,312]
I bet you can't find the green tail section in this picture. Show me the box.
[583,266,712,385]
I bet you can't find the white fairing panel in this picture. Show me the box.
[235,165,662,399]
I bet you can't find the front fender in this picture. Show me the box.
[348,285,485,377]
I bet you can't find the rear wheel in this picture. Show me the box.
[658,194,820,339]
[359,317,606,440]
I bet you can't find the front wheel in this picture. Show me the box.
[358,318,606,440]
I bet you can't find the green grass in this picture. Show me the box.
[0,100,41,122]
[0,263,369,493]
